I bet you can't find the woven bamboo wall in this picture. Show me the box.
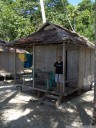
[34,44,63,72]
[0,52,9,72]
[0,51,24,74]
[85,48,91,86]
[90,50,95,84]
[34,43,95,89]
[8,53,23,74]
[78,46,95,88]
[78,47,85,88]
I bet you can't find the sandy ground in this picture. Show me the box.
[0,82,95,128]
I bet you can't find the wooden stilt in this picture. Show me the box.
[14,48,16,84]
[56,94,63,107]
[33,44,35,88]
[63,42,65,93]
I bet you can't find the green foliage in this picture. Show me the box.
[0,0,36,41]
[78,0,93,11]
[66,0,94,42]
[0,0,95,42]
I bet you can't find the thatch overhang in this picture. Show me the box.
[0,39,29,53]
[8,22,95,49]
[0,39,8,51]
[0,39,7,45]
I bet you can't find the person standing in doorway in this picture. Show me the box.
[54,56,63,93]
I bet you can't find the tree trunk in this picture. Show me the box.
[93,0,96,124]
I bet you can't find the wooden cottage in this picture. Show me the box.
[9,22,95,106]
[0,39,30,80]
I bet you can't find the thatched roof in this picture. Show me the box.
[0,39,7,51]
[0,39,7,45]
[0,39,29,53]
[0,46,29,54]
[9,22,95,49]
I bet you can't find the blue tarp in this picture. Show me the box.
[24,54,33,68]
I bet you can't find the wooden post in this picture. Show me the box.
[90,49,92,90]
[47,78,49,90]
[63,42,65,94]
[33,44,35,88]
[78,47,82,95]
[14,48,16,84]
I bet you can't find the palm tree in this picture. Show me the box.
[40,0,46,23]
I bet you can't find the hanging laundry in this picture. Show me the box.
[18,54,26,62]
[24,54,33,68]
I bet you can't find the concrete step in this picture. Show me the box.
[48,90,60,96]
[45,94,58,100]
[41,101,55,107]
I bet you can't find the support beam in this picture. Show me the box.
[78,47,82,95]
[33,44,35,88]
[63,43,65,93]
[14,48,16,84]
